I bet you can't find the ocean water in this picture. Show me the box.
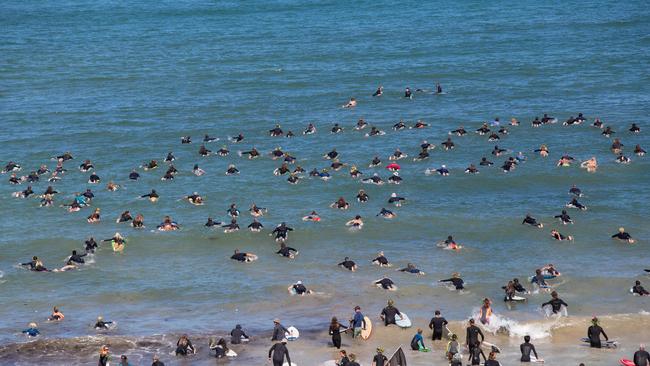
[1,0,649,363]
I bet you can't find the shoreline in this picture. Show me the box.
[3,312,649,365]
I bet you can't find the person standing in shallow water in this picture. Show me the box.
[329,316,347,349]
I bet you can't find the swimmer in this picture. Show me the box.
[227,203,240,217]
[185,192,204,205]
[373,86,383,96]
[8,173,21,184]
[204,217,221,228]
[503,281,517,301]
[175,334,195,355]
[247,218,264,232]
[404,87,412,99]
[302,211,320,222]
[49,306,65,321]
[510,117,519,126]
[376,277,396,291]
[222,219,240,233]
[131,214,144,228]
[634,144,646,156]
[479,298,492,325]
[534,144,549,157]
[441,137,455,150]
[157,215,180,231]
[492,145,507,156]
[522,214,543,228]
[79,160,94,172]
[198,144,212,156]
[289,281,312,295]
[465,164,479,174]
[303,123,316,135]
[85,237,98,253]
[330,159,345,171]
[388,192,405,206]
[331,197,350,210]
[421,140,435,151]
[439,235,460,250]
[436,82,443,94]
[318,169,331,180]
[550,229,573,241]
[436,164,450,176]
[498,126,509,135]
[398,263,425,275]
[129,169,140,180]
[88,172,101,184]
[21,256,49,272]
[413,120,429,129]
[13,185,34,198]
[439,273,464,290]
[106,181,119,191]
[531,269,548,287]
[116,210,133,224]
[372,251,391,267]
[338,257,357,271]
[566,197,587,210]
[413,148,429,161]
[216,146,230,156]
[269,124,284,137]
[94,316,113,330]
[612,227,635,243]
[66,250,86,267]
[616,153,631,164]
[369,156,381,167]
[476,123,490,135]
[602,126,614,137]
[342,97,357,108]
[393,120,406,131]
[2,161,21,173]
[541,291,568,314]
[270,222,293,242]
[487,133,500,141]
[629,123,641,133]
[270,147,284,160]
[164,152,175,163]
[479,157,493,166]
[356,190,369,203]
[192,164,205,176]
[225,164,239,175]
[569,184,582,197]
[362,173,384,185]
[324,148,339,160]
[345,215,364,229]
[277,243,298,258]
[349,165,362,178]
[22,322,40,337]
[501,158,517,172]
[230,133,244,143]
[450,126,467,136]
[632,280,650,296]
[250,203,266,217]
[140,189,159,202]
[240,147,260,159]
[580,156,598,172]
[287,173,300,184]
[203,134,218,143]
[611,138,624,154]
[532,116,542,127]
[366,126,385,137]
[87,208,101,223]
[377,207,396,219]
[181,136,192,144]
[387,171,402,184]
[352,119,367,131]
[230,249,255,262]
[389,149,407,161]
[516,151,526,162]
[592,118,603,128]
[554,210,573,225]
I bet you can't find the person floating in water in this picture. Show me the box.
[94,316,113,330]
[289,280,312,295]
[612,227,635,243]
[22,322,40,337]
[49,306,65,321]
[633,280,650,296]
[21,256,49,272]
[175,334,195,355]
[522,213,543,228]
[338,256,357,271]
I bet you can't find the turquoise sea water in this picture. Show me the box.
[1,0,649,360]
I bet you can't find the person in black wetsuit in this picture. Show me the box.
[67,250,86,266]
[268,339,291,366]
[520,335,539,362]
[375,277,395,290]
[205,217,221,227]
[230,324,249,344]
[612,227,634,243]
[271,319,288,341]
[465,319,484,352]
[94,316,113,330]
[587,317,608,348]
[380,300,401,326]
[271,222,293,241]
[429,310,448,341]
[554,210,573,224]
[633,280,650,296]
[291,281,311,295]
[85,237,98,253]
[372,251,390,266]
[248,218,264,232]
[277,243,297,258]
[338,257,357,271]
[634,345,650,366]
[531,269,548,287]
[231,249,250,262]
[440,273,464,290]
[329,317,347,349]
[542,291,568,314]
[468,341,486,365]
[522,214,543,228]
[175,334,195,355]
[372,347,388,366]
[513,278,527,293]
[21,256,48,272]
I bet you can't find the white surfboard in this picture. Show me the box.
[395,312,412,328]
[285,326,299,340]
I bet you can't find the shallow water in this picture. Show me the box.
[1,0,649,364]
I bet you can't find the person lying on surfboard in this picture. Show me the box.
[612,227,635,243]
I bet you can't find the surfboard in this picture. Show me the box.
[283,363,298,366]
[620,359,634,366]
[285,326,299,340]
[395,313,412,328]
[361,316,372,340]
[543,304,568,317]
[443,325,452,339]
[226,349,237,357]
[580,337,619,348]
[530,355,545,363]
[505,295,527,302]
[481,340,501,353]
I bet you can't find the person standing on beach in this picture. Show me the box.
[350,306,366,338]
[268,339,291,366]
[271,318,288,341]
[428,310,448,341]
[587,317,609,348]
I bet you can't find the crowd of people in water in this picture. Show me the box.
[4,85,649,365]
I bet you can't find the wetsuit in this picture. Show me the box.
[555,212,573,224]
[95,320,112,329]
[230,326,248,344]
[522,215,540,226]
[329,322,346,349]
[520,341,538,362]
[268,343,291,366]
[175,339,194,355]
[485,360,501,366]
[339,260,356,270]
[468,346,486,365]
[67,253,86,265]
[480,158,493,166]
[292,284,307,295]
[411,333,425,350]
[272,225,293,240]
[248,221,264,231]
[357,192,369,202]
[612,232,632,241]
[271,323,288,341]
[466,325,484,350]
[633,349,650,366]
[22,328,40,337]
[22,260,48,272]
[231,252,247,262]
[277,246,297,257]
[372,353,388,366]
[373,255,388,266]
[429,316,448,340]
[587,324,608,348]
[542,298,568,313]
[381,305,401,325]
[376,278,394,290]
[514,282,527,293]
[205,218,220,227]
[633,284,650,296]
[129,171,140,180]
[440,277,464,290]
[378,208,394,217]
[222,222,240,231]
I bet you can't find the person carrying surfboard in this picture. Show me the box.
[350,306,366,339]
[380,300,402,326]
[271,319,288,341]
[520,335,540,362]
